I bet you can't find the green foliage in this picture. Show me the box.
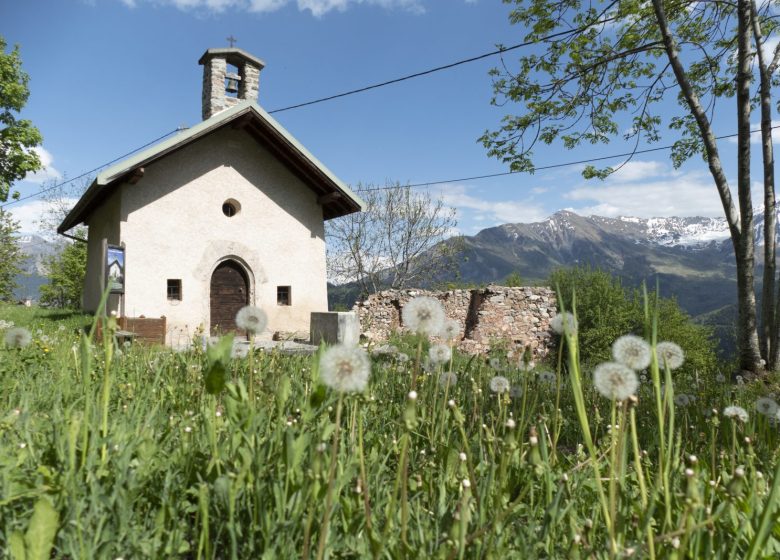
[0,36,42,201]
[503,270,524,287]
[481,1,754,175]
[0,303,777,557]
[0,208,23,301]
[39,229,86,309]
[551,266,717,373]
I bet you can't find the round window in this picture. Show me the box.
[222,199,241,217]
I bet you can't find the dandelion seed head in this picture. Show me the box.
[319,344,371,393]
[408,390,418,401]
[674,394,692,407]
[755,397,779,417]
[440,319,461,340]
[505,418,516,429]
[402,296,446,336]
[438,371,458,389]
[235,305,268,334]
[715,372,726,383]
[537,371,556,385]
[723,405,749,423]
[549,312,577,335]
[510,384,523,399]
[489,357,501,370]
[447,399,456,408]
[4,327,32,349]
[612,335,651,371]
[489,375,510,394]
[462,478,471,488]
[656,341,685,370]
[593,362,638,401]
[458,452,467,461]
[397,353,409,363]
[428,343,452,365]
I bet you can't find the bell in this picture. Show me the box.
[225,72,241,94]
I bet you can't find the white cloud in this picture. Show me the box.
[24,147,62,185]
[607,160,666,182]
[726,120,780,145]
[565,168,728,218]
[122,0,427,15]
[434,183,548,224]
[5,198,78,236]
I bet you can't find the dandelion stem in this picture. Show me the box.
[316,395,344,560]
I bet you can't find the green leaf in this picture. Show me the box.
[9,531,26,560]
[24,498,59,560]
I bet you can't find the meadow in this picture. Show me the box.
[1,299,779,559]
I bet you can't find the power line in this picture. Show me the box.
[1,128,183,209]
[355,126,780,193]
[4,16,613,207]
[267,23,606,114]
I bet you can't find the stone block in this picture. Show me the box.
[310,312,359,346]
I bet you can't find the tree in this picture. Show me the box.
[326,182,459,297]
[482,0,779,374]
[39,227,87,309]
[0,36,42,202]
[550,266,717,374]
[0,208,23,301]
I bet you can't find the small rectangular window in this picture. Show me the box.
[277,286,291,306]
[167,279,182,301]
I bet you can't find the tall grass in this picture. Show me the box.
[1,302,779,558]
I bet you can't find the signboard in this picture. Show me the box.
[106,245,125,294]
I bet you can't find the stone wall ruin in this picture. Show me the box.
[353,285,557,359]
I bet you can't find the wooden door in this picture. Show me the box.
[210,260,249,335]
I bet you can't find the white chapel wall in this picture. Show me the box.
[117,127,328,345]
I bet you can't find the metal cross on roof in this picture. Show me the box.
[227,35,238,47]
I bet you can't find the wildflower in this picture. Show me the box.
[319,344,371,393]
[402,296,446,336]
[593,362,639,401]
[429,343,452,365]
[550,312,577,335]
[231,344,249,359]
[510,384,523,399]
[397,353,409,363]
[408,390,418,401]
[723,405,749,423]
[656,341,685,370]
[184,426,192,433]
[447,399,456,408]
[489,357,502,370]
[518,360,535,372]
[438,371,458,389]
[440,319,461,340]
[715,372,726,383]
[235,305,268,334]
[612,335,651,371]
[4,327,32,349]
[505,418,516,429]
[537,371,556,385]
[489,375,510,394]
[755,397,779,417]
[458,452,467,461]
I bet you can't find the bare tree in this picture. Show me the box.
[326,183,459,297]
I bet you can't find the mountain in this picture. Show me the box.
[12,235,61,301]
[329,209,780,357]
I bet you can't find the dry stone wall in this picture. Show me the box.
[354,286,557,359]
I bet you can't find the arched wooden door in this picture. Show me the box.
[210,260,249,335]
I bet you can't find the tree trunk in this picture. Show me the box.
[751,0,778,369]
[651,0,763,373]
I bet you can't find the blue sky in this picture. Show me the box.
[1,0,766,236]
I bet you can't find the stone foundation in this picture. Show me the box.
[353,286,557,359]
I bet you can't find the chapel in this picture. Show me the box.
[58,47,364,345]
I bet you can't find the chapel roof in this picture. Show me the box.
[58,101,365,233]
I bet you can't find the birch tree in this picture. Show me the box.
[482,0,780,374]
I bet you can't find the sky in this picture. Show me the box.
[1,0,770,237]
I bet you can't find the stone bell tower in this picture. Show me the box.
[198,48,265,120]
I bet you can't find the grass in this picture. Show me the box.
[1,301,779,558]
